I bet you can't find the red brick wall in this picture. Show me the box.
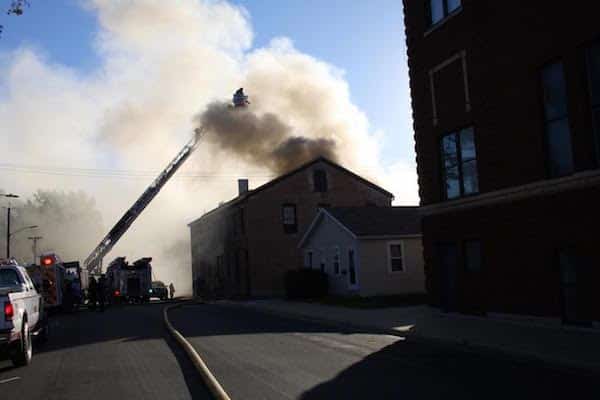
[403,1,600,320]
[403,0,600,205]
[244,160,392,296]
[423,186,600,320]
[190,160,392,297]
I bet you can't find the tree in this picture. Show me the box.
[0,1,30,37]
[0,189,104,264]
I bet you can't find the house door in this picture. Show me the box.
[437,243,458,312]
[347,248,358,290]
[558,250,591,325]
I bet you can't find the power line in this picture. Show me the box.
[0,162,275,180]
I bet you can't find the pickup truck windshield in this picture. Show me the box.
[0,269,21,287]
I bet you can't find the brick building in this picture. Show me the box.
[188,157,393,298]
[403,0,600,324]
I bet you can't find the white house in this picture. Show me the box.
[298,206,425,297]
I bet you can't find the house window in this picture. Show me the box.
[348,249,357,285]
[441,127,479,199]
[388,242,405,272]
[333,247,340,274]
[282,204,297,234]
[427,0,461,26]
[541,62,574,177]
[313,169,328,192]
[305,251,313,269]
[464,240,482,272]
[586,41,600,164]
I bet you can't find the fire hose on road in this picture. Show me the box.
[163,302,232,400]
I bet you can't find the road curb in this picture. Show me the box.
[216,301,600,377]
[163,302,232,400]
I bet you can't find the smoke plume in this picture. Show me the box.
[198,101,338,174]
[0,0,418,295]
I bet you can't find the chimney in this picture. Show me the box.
[238,179,249,195]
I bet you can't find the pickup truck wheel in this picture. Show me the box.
[37,319,49,344]
[11,321,33,367]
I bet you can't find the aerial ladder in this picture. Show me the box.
[84,89,249,274]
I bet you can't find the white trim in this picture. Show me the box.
[322,209,359,240]
[387,240,406,274]
[424,5,463,37]
[298,208,358,249]
[428,50,470,126]
[297,210,326,248]
[421,169,600,215]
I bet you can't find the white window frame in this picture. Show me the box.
[387,241,406,273]
[428,50,471,126]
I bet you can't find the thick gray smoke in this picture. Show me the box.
[0,190,104,264]
[0,0,419,295]
[198,102,338,174]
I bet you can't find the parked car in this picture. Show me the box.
[150,281,168,301]
[0,260,48,367]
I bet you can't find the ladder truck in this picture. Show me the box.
[83,89,249,274]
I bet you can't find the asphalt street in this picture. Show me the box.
[0,302,211,400]
[170,303,600,400]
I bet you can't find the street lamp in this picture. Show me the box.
[2,193,19,258]
[5,225,38,259]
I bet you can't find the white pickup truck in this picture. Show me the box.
[0,261,47,366]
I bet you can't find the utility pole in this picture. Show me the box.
[6,206,10,258]
[28,236,43,264]
[2,193,19,259]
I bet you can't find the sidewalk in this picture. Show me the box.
[220,299,600,373]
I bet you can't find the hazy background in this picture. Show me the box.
[0,1,416,295]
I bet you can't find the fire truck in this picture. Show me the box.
[106,257,152,304]
[25,253,66,310]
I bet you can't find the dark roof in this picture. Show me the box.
[188,157,394,226]
[326,206,421,237]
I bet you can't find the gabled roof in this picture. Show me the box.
[188,156,394,227]
[299,206,421,248]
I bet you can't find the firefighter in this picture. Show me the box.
[97,274,107,312]
[88,276,97,311]
[169,282,175,300]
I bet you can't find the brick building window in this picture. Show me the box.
[586,41,600,164]
[282,203,297,234]
[541,62,574,177]
[427,0,461,26]
[440,127,479,199]
[313,169,328,192]
[464,240,482,272]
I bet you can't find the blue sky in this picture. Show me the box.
[0,0,414,166]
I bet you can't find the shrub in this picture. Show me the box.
[284,268,328,299]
